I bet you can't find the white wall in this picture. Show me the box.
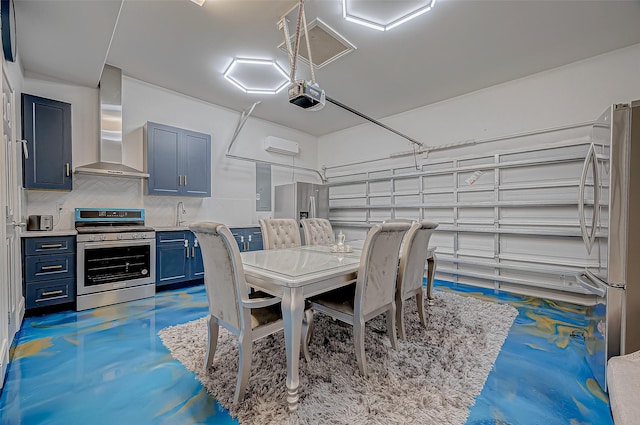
[318,43,640,170]
[19,42,640,230]
[23,75,321,229]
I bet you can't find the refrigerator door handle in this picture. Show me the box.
[591,148,601,251]
[576,272,607,297]
[578,144,600,254]
[309,195,317,218]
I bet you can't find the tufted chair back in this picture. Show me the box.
[397,220,439,300]
[356,222,412,317]
[300,218,335,246]
[394,220,439,339]
[259,218,302,250]
[189,222,246,329]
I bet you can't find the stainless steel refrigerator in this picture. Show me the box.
[274,182,329,243]
[578,100,640,390]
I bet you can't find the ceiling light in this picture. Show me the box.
[223,58,289,95]
[190,0,205,6]
[342,0,436,31]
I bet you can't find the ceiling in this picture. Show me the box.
[14,0,640,137]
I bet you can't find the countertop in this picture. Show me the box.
[21,229,77,238]
[153,224,260,232]
[153,226,190,232]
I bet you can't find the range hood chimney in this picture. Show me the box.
[75,64,149,178]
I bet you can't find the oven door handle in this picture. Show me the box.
[77,239,155,249]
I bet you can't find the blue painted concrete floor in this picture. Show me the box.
[0,281,613,425]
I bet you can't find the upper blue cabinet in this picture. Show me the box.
[144,122,211,197]
[22,94,72,191]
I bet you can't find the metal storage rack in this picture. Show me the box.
[327,139,608,300]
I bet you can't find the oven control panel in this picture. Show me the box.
[77,231,156,243]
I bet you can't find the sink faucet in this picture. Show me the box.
[176,201,187,226]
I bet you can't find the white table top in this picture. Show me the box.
[241,246,360,288]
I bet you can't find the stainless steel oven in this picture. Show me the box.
[75,208,156,311]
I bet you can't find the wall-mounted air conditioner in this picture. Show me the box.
[264,136,299,156]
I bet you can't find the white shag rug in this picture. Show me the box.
[159,291,518,425]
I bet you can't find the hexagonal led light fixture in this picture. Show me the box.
[223,58,290,95]
[342,0,436,31]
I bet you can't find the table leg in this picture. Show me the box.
[426,253,437,306]
[281,287,304,412]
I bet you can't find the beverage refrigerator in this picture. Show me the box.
[578,100,640,390]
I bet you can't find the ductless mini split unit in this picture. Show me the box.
[264,136,299,156]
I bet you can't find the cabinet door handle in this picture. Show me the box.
[191,247,195,257]
[41,244,63,249]
[42,290,64,297]
[41,265,63,271]
[184,175,187,186]
[65,163,70,177]
[185,247,190,258]
[179,175,183,186]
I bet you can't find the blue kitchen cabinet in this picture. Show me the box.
[155,231,204,288]
[22,236,76,309]
[229,226,263,252]
[22,94,72,190]
[145,122,211,197]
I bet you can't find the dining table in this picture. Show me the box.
[240,244,361,411]
[239,241,437,412]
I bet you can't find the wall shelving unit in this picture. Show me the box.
[327,139,608,301]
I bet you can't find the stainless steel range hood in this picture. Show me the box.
[75,64,149,178]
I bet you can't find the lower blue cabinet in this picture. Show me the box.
[229,226,263,252]
[156,231,203,288]
[156,227,261,289]
[22,236,76,309]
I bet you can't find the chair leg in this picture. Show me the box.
[302,309,314,363]
[203,315,219,372]
[234,331,252,404]
[386,303,398,350]
[396,297,407,340]
[416,290,427,327]
[427,254,437,306]
[354,318,368,377]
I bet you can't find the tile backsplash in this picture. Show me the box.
[25,174,257,230]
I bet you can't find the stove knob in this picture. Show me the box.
[117,234,123,240]
[89,235,96,241]
[99,235,106,241]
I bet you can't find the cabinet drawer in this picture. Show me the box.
[25,278,75,309]
[24,236,76,255]
[156,231,190,245]
[25,253,76,282]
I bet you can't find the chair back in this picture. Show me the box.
[189,221,248,330]
[300,218,335,246]
[397,220,439,298]
[259,218,302,250]
[355,222,411,317]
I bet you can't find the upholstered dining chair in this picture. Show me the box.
[300,218,335,246]
[259,218,302,250]
[395,220,439,339]
[302,221,411,376]
[189,221,287,404]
